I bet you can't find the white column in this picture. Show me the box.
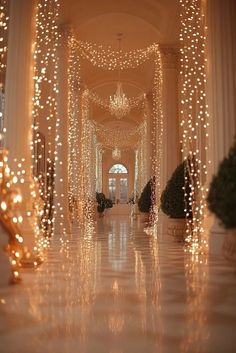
[207,0,236,175]
[206,0,236,235]
[54,24,71,234]
[160,46,180,191]
[4,0,36,249]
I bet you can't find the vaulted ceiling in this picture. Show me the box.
[59,0,180,127]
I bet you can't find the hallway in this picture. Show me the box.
[1,216,236,353]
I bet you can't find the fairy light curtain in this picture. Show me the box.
[80,90,96,225]
[68,30,81,213]
[139,121,148,193]
[31,0,69,243]
[179,0,210,250]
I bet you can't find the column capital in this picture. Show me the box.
[159,45,179,69]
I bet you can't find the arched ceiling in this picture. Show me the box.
[60,0,180,128]
[59,0,180,45]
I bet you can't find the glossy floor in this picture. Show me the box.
[0,216,236,353]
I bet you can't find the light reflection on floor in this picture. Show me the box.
[0,215,236,353]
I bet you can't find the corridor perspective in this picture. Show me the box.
[0,0,236,353]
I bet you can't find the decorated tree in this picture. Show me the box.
[96,192,113,213]
[160,161,192,219]
[207,137,236,229]
[138,178,153,213]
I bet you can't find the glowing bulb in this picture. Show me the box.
[1,201,7,211]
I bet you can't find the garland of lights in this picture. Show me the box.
[76,40,160,70]
[88,90,146,114]
[179,0,210,251]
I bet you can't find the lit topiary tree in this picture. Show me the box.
[207,137,236,229]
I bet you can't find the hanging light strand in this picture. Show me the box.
[80,90,96,227]
[150,50,164,226]
[0,0,9,142]
[67,28,81,216]
[88,90,145,113]
[32,0,61,245]
[179,0,210,252]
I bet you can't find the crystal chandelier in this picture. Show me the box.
[109,34,130,119]
[109,82,130,119]
[112,147,121,160]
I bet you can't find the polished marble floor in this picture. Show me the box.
[0,215,236,353]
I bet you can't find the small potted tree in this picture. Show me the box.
[207,137,236,262]
[96,192,113,218]
[160,160,192,240]
[138,178,154,223]
[96,192,105,217]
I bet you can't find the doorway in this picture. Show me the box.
[108,164,128,204]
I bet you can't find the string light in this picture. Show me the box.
[136,116,148,196]
[88,90,145,114]
[179,0,210,252]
